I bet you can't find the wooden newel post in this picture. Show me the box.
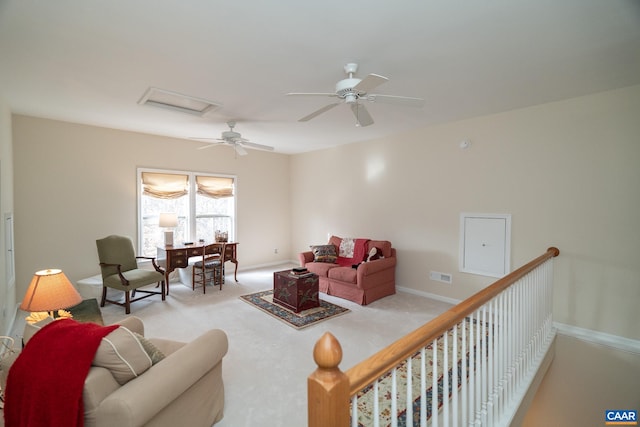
[308,332,350,427]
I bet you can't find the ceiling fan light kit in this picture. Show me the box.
[287,63,425,127]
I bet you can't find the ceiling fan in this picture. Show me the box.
[192,121,274,156]
[287,63,425,127]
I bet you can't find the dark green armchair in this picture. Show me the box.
[96,235,165,314]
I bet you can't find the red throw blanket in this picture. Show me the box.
[4,319,119,427]
[336,238,369,267]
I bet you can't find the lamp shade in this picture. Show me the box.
[158,213,178,228]
[20,269,82,312]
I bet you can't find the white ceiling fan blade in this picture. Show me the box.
[189,137,223,141]
[191,136,224,150]
[286,92,337,97]
[196,143,222,150]
[240,141,275,151]
[234,144,248,156]
[353,74,388,93]
[351,103,374,127]
[364,94,425,107]
[299,103,340,122]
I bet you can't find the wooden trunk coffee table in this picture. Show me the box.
[273,270,320,313]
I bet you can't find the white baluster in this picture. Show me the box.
[373,379,380,427]
[475,310,482,423]
[352,395,358,427]
[420,347,427,427]
[391,368,397,427]
[468,314,475,424]
[481,306,487,425]
[432,337,438,427]
[406,357,412,427]
[461,318,467,427]
[443,330,449,427]
[452,323,458,427]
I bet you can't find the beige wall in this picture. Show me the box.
[291,85,640,340]
[12,117,291,306]
[0,96,15,335]
[8,85,640,341]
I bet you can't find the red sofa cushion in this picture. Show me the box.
[327,266,357,284]
[305,261,338,278]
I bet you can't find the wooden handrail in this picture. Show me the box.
[345,246,559,395]
[308,247,559,427]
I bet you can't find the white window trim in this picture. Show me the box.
[136,167,238,253]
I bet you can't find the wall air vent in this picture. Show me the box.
[138,87,222,117]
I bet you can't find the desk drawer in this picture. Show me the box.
[187,247,203,257]
[171,258,188,268]
[169,250,188,268]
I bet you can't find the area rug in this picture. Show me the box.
[239,290,350,330]
[352,318,484,426]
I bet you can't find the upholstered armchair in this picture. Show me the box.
[96,235,165,314]
[1,317,228,427]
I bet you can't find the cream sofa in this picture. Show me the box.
[1,317,228,427]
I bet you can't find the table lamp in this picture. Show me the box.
[159,213,178,246]
[20,269,82,324]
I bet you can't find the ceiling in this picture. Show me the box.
[1,1,639,155]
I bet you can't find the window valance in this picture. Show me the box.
[196,176,234,198]
[141,172,188,199]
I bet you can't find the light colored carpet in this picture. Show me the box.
[97,263,454,427]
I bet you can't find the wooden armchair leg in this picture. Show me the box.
[101,286,107,307]
[124,291,131,315]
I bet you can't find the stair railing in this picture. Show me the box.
[308,247,559,427]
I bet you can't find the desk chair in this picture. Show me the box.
[192,243,226,293]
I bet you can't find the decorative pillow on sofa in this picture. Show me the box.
[368,240,392,258]
[366,247,384,262]
[311,244,337,263]
[134,332,166,365]
[93,326,154,385]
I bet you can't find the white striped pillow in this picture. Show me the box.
[92,326,152,385]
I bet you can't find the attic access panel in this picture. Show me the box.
[138,87,222,117]
[459,213,511,278]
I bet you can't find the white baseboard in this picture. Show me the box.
[397,287,640,355]
[238,260,298,272]
[554,322,640,354]
[396,286,462,306]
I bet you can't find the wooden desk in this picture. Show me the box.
[157,242,238,294]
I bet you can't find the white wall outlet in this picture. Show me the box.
[430,271,452,284]
[274,248,278,254]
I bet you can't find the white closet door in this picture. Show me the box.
[459,213,511,278]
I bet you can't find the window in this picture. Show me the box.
[138,169,236,257]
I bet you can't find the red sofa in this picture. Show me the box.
[298,235,396,305]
